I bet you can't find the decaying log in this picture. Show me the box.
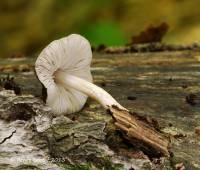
[109,105,169,157]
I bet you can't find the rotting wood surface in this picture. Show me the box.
[1,50,200,169]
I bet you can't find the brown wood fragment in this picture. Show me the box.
[129,22,169,44]
[175,162,185,170]
[195,127,200,135]
[108,105,170,157]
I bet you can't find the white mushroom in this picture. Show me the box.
[35,34,127,115]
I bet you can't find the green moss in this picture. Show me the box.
[59,163,93,170]
[15,164,41,170]
[60,162,121,170]
[68,165,91,170]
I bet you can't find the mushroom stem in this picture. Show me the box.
[54,70,128,111]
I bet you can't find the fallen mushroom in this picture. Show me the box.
[35,34,126,115]
[35,34,169,156]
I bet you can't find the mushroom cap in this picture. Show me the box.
[35,34,92,115]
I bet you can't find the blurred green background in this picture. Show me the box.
[1,0,200,58]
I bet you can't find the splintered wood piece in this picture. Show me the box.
[109,106,169,157]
